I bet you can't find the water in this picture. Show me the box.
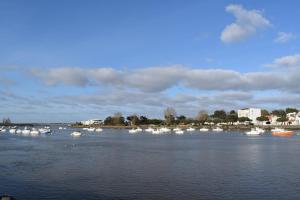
[1,128,300,200]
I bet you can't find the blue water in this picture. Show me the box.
[1,128,300,200]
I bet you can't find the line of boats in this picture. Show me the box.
[0,126,52,136]
[128,127,224,135]
[1,126,296,137]
[245,127,294,136]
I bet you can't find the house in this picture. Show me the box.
[81,119,102,126]
[267,115,279,125]
[237,108,261,124]
[287,112,300,125]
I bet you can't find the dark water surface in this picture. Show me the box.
[1,128,300,200]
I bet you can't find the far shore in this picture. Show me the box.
[70,124,300,130]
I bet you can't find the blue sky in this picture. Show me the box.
[1,0,300,122]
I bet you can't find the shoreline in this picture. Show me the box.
[70,124,300,130]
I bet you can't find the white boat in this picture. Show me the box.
[39,128,51,134]
[212,127,223,132]
[22,128,31,135]
[87,128,95,132]
[0,128,6,133]
[271,127,283,132]
[9,129,16,134]
[16,129,22,134]
[186,127,195,132]
[152,129,162,135]
[129,129,139,134]
[30,129,40,136]
[136,127,143,132]
[70,131,82,137]
[156,127,170,133]
[255,127,265,134]
[173,127,181,132]
[145,127,154,132]
[175,130,184,135]
[82,127,88,130]
[59,127,63,130]
[245,129,261,135]
[95,128,103,132]
[200,128,209,132]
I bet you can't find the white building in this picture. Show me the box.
[237,108,261,124]
[81,119,102,126]
[287,112,300,125]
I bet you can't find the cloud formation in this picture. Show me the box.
[274,32,296,43]
[221,4,270,43]
[266,54,300,68]
[28,60,300,94]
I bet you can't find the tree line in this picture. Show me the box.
[100,107,299,126]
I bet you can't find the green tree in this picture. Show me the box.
[104,116,113,125]
[261,109,269,116]
[139,116,148,125]
[286,108,298,114]
[127,115,140,126]
[212,110,227,121]
[256,116,269,125]
[238,117,251,122]
[276,116,288,125]
[176,115,187,124]
[271,109,286,117]
[226,113,238,124]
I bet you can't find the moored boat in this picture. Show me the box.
[200,128,209,132]
[70,131,82,137]
[272,129,294,136]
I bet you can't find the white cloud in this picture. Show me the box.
[274,32,296,43]
[266,54,300,68]
[221,4,270,43]
[28,61,300,93]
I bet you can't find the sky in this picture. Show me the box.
[1,0,300,123]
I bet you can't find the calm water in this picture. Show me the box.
[1,128,300,200]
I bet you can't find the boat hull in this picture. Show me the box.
[272,131,294,136]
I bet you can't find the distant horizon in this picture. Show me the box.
[1,0,300,122]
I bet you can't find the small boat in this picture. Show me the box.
[245,129,260,136]
[39,128,51,134]
[212,127,223,132]
[158,127,170,133]
[70,131,82,137]
[272,129,294,136]
[30,129,40,136]
[255,127,265,134]
[152,129,162,135]
[0,128,6,133]
[87,128,95,132]
[173,127,181,132]
[95,128,103,132]
[58,127,63,130]
[129,129,139,134]
[9,129,16,134]
[175,130,184,135]
[145,127,154,132]
[200,128,209,132]
[22,129,31,135]
[186,127,195,132]
[16,129,22,134]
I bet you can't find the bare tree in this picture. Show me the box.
[195,111,208,124]
[164,107,176,125]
